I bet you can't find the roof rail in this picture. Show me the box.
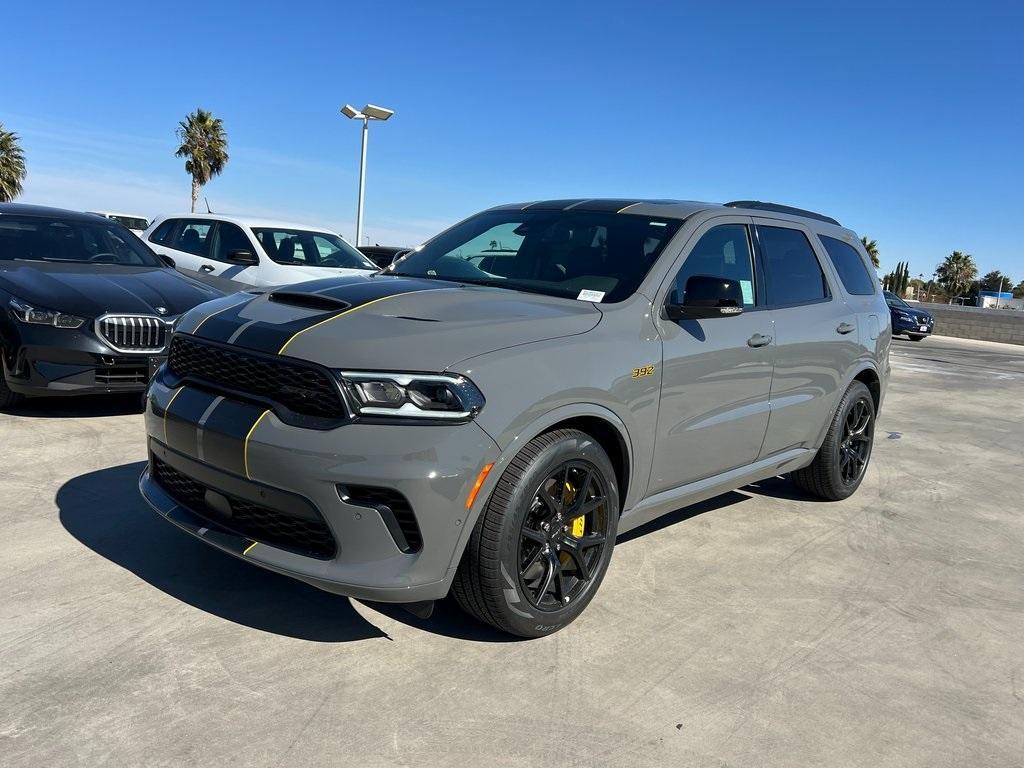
[723,200,840,226]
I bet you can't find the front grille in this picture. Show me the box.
[168,335,345,420]
[152,457,337,559]
[341,485,422,553]
[98,315,169,352]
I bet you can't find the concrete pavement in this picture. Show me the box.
[2,335,1022,767]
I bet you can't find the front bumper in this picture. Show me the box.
[892,314,934,336]
[2,322,165,396]
[141,376,501,602]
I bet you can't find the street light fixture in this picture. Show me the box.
[340,103,395,246]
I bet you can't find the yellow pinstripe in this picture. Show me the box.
[243,409,271,479]
[277,294,406,355]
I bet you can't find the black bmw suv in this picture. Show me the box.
[884,290,934,341]
[0,204,224,409]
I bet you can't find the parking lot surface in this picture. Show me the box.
[2,335,1023,767]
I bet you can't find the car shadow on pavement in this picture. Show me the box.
[57,461,389,643]
[615,490,751,544]
[10,393,144,418]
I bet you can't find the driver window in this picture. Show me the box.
[674,224,756,308]
[211,222,252,263]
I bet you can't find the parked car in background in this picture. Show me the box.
[885,290,933,340]
[358,244,411,269]
[0,204,224,409]
[143,214,378,287]
[87,211,150,235]
[139,197,889,637]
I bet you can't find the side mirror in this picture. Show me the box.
[157,253,176,268]
[664,275,745,320]
[227,249,259,266]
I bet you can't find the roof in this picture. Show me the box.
[484,198,847,229]
[151,211,341,233]
[0,203,110,222]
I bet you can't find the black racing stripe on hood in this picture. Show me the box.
[215,277,449,355]
[190,297,257,343]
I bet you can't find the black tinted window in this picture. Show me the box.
[0,215,162,266]
[150,219,175,244]
[674,224,756,307]
[758,226,829,305]
[212,222,252,263]
[819,235,875,295]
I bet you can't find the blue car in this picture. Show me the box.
[885,291,934,341]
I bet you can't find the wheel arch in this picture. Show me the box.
[443,404,636,586]
[813,361,883,449]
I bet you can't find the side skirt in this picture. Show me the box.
[617,448,814,536]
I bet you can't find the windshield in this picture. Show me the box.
[884,290,909,308]
[253,228,376,270]
[0,214,163,266]
[111,215,149,230]
[389,210,682,302]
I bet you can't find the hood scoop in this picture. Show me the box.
[268,291,351,312]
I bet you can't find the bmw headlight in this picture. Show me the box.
[9,298,85,329]
[337,371,485,420]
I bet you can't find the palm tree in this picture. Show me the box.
[175,108,228,212]
[0,123,27,202]
[935,251,978,301]
[860,236,880,268]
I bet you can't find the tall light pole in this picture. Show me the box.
[340,103,395,247]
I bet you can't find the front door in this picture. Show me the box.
[648,218,775,494]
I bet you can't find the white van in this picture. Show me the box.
[142,213,377,287]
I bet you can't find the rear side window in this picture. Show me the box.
[150,219,176,244]
[758,226,830,305]
[819,235,876,295]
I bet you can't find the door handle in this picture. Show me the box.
[836,322,856,335]
[747,333,772,348]
[199,264,215,273]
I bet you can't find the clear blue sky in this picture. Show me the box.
[3,0,1022,281]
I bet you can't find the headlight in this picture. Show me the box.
[895,310,913,320]
[338,371,485,420]
[8,298,85,329]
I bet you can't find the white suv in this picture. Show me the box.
[142,214,377,287]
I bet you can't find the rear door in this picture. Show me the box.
[648,217,775,492]
[753,219,860,457]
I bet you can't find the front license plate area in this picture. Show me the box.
[919,325,928,332]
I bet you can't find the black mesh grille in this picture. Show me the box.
[342,485,422,553]
[152,458,337,559]
[168,335,345,419]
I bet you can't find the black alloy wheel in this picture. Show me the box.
[517,461,610,610]
[452,428,619,637]
[838,397,873,486]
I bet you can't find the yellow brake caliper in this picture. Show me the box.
[563,480,586,538]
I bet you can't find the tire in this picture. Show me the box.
[908,334,926,342]
[791,381,875,501]
[452,429,619,638]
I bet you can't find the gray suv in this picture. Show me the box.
[139,198,890,637]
